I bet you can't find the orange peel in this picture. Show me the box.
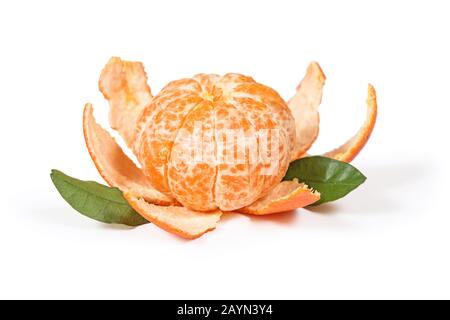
[324,84,377,162]
[83,103,175,205]
[99,57,152,149]
[237,180,320,215]
[124,192,222,239]
[288,62,326,161]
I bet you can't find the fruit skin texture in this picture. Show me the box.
[134,73,296,212]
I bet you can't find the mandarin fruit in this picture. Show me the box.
[80,57,377,239]
[133,73,296,211]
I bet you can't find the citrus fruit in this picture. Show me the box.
[133,72,296,212]
[81,57,377,239]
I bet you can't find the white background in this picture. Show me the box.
[1,0,449,299]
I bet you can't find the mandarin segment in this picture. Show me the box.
[167,101,218,211]
[234,82,296,152]
[133,79,202,154]
[139,95,203,194]
[213,102,261,211]
[227,97,280,204]
[260,126,291,196]
[193,73,221,94]
[217,73,255,91]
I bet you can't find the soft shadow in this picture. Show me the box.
[35,204,139,231]
[30,203,81,226]
[307,160,430,215]
[244,209,299,225]
[363,161,429,191]
[98,223,136,231]
[306,202,340,215]
[220,212,244,223]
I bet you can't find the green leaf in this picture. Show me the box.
[50,169,148,226]
[283,156,367,206]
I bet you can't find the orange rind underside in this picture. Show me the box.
[323,84,378,162]
[124,192,222,239]
[81,57,377,239]
[288,62,326,161]
[237,180,320,215]
[83,103,175,205]
[99,57,152,149]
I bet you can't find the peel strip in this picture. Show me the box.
[289,62,326,161]
[99,57,152,149]
[83,103,175,205]
[324,84,377,162]
[124,192,222,239]
[237,180,320,215]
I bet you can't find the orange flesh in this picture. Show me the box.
[167,101,217,211]
[135,73,295,211]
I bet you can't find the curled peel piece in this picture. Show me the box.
[324,84,377,162]
[99,57,153,149]
[124,192,222,239]
[289,62,326,161]
[83,103,175,205]
[237,180,320,215]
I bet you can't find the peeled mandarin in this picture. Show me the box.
[134,74,296,211]
[81,57,378,239]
